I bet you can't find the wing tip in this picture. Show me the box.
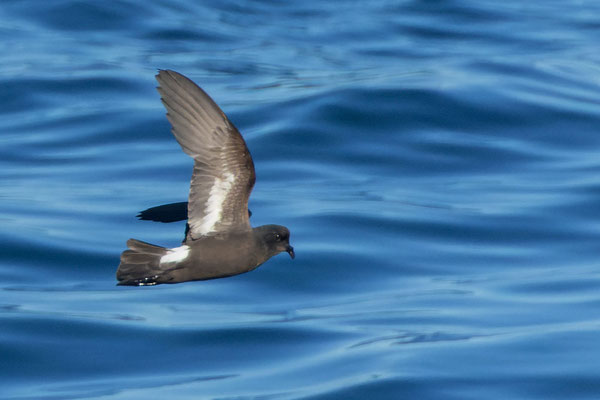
[156,69,180,85]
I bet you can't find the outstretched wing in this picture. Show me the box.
[137,202,188,223]
[137,202,252,223]
[155,70,255,239]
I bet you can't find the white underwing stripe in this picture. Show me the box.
[195,172,235,234]
[160,245,190,264]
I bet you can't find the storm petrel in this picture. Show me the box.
[116,70,294,286]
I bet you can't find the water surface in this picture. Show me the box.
[2,1,600,399]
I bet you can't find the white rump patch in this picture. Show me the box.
[196,172,235,234]
[160,245,190,264]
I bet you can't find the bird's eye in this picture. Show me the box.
[274,234,281,241]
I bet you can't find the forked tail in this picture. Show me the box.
[116,239,169,286]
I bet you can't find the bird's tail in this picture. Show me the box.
[116,239,169,286]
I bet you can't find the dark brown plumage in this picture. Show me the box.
[116,70,294,286]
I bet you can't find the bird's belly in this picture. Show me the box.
[168,241,260,282]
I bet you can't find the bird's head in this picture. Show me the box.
[256,225,295,260]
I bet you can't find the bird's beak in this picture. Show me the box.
[286,245,295,259]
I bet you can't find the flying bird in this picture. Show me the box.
[116,70,294,286]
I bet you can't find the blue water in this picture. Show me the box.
[2,1,600,399]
